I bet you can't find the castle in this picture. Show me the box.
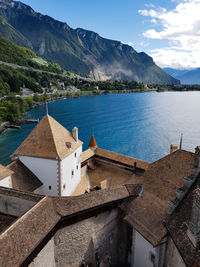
[0,114,200,267]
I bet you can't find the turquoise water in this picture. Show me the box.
[1,92,200,165]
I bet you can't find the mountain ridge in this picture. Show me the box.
[163,67,200,84]
[0,0,179,84]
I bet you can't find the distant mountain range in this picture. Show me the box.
[163,68,200,84]
[0,0,179,84]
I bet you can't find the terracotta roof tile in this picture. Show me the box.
[12,115,83,160]
[0,197,60,267]
[165,175,200,266]
[81,148,95,163]
[0,186,43,202]
[88,161,142,188]
[95,148,149,170]
[7,160,42,192]
[0,164,13,181]
[88,135,97,148]
[122,149,195,246]
[0,184,141,266]
[53,184,142,217]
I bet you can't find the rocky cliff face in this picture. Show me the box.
[0,0,180,84]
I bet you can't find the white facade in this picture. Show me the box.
[131,229,157,267]
[19,156,59,196]
[19,145,82,196]
[61,146,82,196]
[0,176,12,188]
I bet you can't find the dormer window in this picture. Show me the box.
[66,142,72,150]
[30,135,36,141]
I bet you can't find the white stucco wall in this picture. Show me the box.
[0,176,12,188]
[19,156,58,196]
[61,145,82,196]
[131,229,157,267]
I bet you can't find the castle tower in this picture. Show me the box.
[11,115,83,196]
[88,135,98,150]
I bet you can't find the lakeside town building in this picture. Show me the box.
[0,114,200,266]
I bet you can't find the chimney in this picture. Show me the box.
[170,144,178,154]
[72,127,78,142]
[187,187,200,247]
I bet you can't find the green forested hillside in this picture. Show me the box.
[0,34,63,73]
[0,34,35,66]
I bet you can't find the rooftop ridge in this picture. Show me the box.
[0,184,141,266]
[45,115,60,158]
[95,148,150,170]
[150,149,194,166]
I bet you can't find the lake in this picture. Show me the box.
[0,91,200,165]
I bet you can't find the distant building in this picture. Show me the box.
[66,85,80,92]
[0,114,200,266]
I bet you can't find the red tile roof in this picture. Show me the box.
[88,135,98,148]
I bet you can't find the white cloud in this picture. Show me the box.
[151,19,157,24]
[139,0,200,68]
[127,42,134,46]
[122,41,134,47]
[150,48,200,69]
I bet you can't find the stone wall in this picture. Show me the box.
[28,208,129,267]
[54,209,125,267]
[164,236,186,267]
[0,193,37,217]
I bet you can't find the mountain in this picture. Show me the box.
[163,67,200,84]
[0,0,179,84]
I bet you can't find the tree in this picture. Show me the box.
[8,77,20,93]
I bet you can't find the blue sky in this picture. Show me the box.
[21,0,200,69]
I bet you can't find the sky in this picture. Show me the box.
[20,0,200,70]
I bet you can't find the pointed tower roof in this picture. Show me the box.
[88,135,98,149]
[12,115,83,160]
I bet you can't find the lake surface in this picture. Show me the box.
[1,92,200,165]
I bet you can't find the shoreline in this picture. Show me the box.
[0,88,168,136]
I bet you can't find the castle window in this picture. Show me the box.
[76,165,78,170]
[75,152,77,158]
[63,184,66,189]
[49,186,51,190]
[66,142,72,150]
[72,170,74,177]
[149,252,155,264]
